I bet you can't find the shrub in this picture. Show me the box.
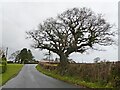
[0,65,2,73]
[111,62,120,88]
[0,65,7,73]
[0,58,7,73]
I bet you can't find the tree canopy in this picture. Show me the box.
[27,49,34,61]
[26,7,116,66]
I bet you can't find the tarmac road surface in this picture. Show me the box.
[2,64,80,88]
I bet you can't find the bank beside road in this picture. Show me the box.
[36,65,87,88]
[36,64,115,88]
[0,64,23,86]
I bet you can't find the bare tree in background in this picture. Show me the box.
[44,50,52,62]
[26,7,116,73]
[0,49,3,58]
[0,47,5,58]
[94,57,100,63]
[9,50,20,63]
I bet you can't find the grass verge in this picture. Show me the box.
[36,65,113,88]
[0,64,23,86]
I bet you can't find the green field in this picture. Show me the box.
[0,64,23,86]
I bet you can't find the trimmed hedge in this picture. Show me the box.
[39,61,120,88]
[7,61,13,64]
[111,62,120,88]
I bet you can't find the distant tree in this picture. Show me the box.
[9,49,34,64]
[0,50,3,58]
[0,48,5,58]
[27,49,34,61]
[68,59,76,63]
[27,7,116,73]
[19,48,28,64]
[9,50,20,63]
[44,50,52,62]
[15,54,20,63]
[19,48,34,64]
[94,57,100,63]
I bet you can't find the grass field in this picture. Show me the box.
[0,64,23,86]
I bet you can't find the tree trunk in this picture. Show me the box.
[60,54,68,66]
[58,53,69,75]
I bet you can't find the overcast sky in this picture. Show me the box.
[0,0,119,63]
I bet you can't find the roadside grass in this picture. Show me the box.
[0,64,23,86]
[36,65,113,88]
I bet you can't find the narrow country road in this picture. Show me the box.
[2,64,80,88]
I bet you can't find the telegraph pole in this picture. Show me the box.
[49,50,50,63]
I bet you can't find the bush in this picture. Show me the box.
[111,62,120,88]
[0,65,7,73]
[0,58,7,73]
[0,65,2,73]
[112,76,120,88]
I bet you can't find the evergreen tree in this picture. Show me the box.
[19,48,28,64]
[27,49,34,61]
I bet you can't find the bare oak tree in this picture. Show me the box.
[26,7,116,68]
